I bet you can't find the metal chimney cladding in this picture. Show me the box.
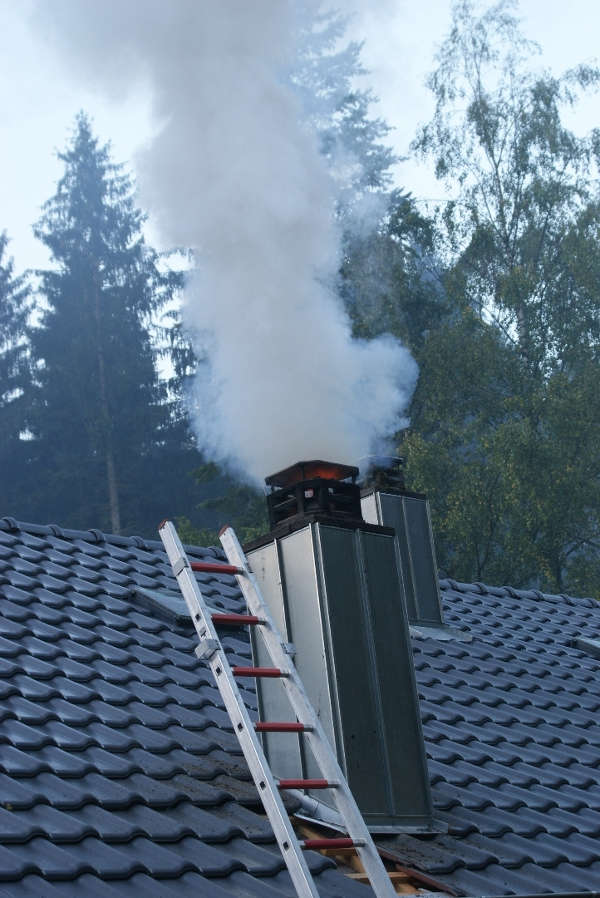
[360,456,444,628]
[246,461,436,833]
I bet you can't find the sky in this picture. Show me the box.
[1,0,599,274]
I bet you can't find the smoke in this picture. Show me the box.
[31,0,418,484]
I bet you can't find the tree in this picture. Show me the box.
[291,11,449,351]
[292,8,396,202]
[175,461,268,548]
[413,0,600,367]
[405,0,600,595]
[29,113,183,533]
[0,234,31,514]
[340,189,448,350]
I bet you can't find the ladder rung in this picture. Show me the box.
[232,666,287,678]
[191,561,245,575]
[255,722,311,733]
[211,613,263,626]
[278,779,334,790]
[302,838,362,850]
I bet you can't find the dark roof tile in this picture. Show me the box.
[59,640,98,664]
[12,674,56,701]
[406,578,600,892]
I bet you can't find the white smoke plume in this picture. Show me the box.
[31,0,418,484]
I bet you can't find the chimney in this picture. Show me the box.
[360,457,444,628]
[245,460,435,833]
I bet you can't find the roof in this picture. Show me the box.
[0,517,368,898]
[0,516,599,896]
[408,579,600,895]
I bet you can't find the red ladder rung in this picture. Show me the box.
[302,838,359,850]
[278,778,333,790]
[255,722,310,733]
[211,613,262,626]
[232,666,286,678]
[191,561,244,575]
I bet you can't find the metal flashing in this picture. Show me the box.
[409,623,473,643]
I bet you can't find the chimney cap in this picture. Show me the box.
[265,460,358,489]
[359,455,404,471]
[359,456,406,492]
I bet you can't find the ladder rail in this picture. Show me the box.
[219,525,397,898]
[159,521,321,898]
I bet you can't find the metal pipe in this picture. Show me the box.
[288,789,346,829]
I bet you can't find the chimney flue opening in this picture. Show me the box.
[359,455,406,494]
[264,460,364,533]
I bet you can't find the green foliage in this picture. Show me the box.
[180,463,268,547]
[405,346,600,595]
[412,0,600,365]
[405,0,600,597]
[292,8,396,198]
[0,233,32,513]
[341,189,448,349]
[291,9,448,354]
[173,516,220,549]
[27,113,188,534]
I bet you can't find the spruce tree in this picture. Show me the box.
[30,113,181,533]
[0,234,31,515]
[292,10,446,351]
[292,9,396,200]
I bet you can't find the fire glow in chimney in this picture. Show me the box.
[245,460,435,832]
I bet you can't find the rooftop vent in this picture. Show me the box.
[246,460,435,833]
[132,587,193,627]
[573,636,600,659]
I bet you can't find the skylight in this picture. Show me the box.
[132,586,193,626]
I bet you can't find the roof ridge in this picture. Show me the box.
[439,576,598,609]
[0,516,155,548]
[0,515,222,558]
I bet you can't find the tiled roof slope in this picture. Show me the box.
[405,577,600,896]
[2,517,600,897]
[0,518,370,898]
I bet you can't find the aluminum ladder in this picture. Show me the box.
[159,520,397,898]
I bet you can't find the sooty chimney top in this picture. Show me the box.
[359,455,406,494]
[266,460,358,489]
[263,459,364,535]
